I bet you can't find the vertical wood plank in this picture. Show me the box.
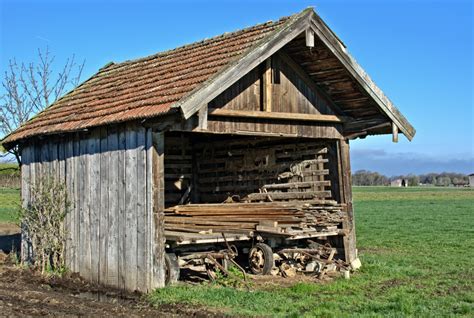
[198,106,208,130]
[49,141,59,179]
[136,127,147,291]
[57,140,67,264]
[20,145,32,262]
[145,128,153,291]
[339,139,357,263]
[99,127,109,285]
[152,131,165,288]
[124,125,138,291]
[117,127,127,290]
[40,142,50,176]
[64,138,75,270]
[79,137,91,279]
[107,128,119,287]
[89,131,101,284]
[262,58,273,112]
[73,135,81,272]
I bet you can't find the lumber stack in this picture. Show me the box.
[164,201,346,241]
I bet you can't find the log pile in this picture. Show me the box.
[164,200,346,242]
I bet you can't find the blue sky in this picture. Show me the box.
[1,0,473,175]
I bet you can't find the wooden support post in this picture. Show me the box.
[305,29,315,48]
[20,146,33,264]
[338,139,357,263]
[262,58,272,112]
[392,122,399,143]
[151,131,166,288]
[198,105,208,130]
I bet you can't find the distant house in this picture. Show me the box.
[469,174,474,187]
[391,179,408,187]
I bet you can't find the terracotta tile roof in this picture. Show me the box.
[3,14,292,145]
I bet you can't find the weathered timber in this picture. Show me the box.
[263,57,273,112]
[338,139,357,263]
[19,124,157,292]
[164,201,345,244]
[392,122,399,143]
[262,180,331,190]
[245,191,332,201]
[208,108,344,123]
[152,131,166,288]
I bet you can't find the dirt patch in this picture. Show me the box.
[379,278,405,291]
[0,252,224,317]
[248,271,338,290]
[358,247,390,255]
[0,223,20,236]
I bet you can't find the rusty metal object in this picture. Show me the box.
[274,242,347,278]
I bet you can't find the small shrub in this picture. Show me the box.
[18,176,70,274]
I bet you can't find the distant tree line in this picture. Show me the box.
[352,170,469,187]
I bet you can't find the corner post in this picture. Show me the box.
[338,139,357,263]
[151,131,166,288]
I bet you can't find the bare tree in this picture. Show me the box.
[1,47,84,165]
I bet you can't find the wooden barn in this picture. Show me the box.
[2,8,415,292]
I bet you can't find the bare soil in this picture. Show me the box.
[0,252,223,317]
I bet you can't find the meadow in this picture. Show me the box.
[0,185,472,316]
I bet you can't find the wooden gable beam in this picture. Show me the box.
[305,29,315,48]
[208,108,345,123]
[174,8,313,120]
[262,58,273,112]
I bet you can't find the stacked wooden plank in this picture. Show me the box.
[164,201,346,244]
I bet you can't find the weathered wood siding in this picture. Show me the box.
[204,118,342,139]
[20,124,164,292]
[209,55,335,115]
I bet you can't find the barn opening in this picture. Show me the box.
[164,132,336,207]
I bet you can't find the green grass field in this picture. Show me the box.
[150,187,474,317]
[0,163,20,223]
[0,187,20,223]
[0,186,472,316]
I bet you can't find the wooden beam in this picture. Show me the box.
[151,131,166,288]
[208,108,345,123]
[392,122,399,143]
[246,190,332,201]
[262,58,273,112]
[338,139,357,263]
[305,28,315,48]
[344,121,391,139]
[198,105,208,130]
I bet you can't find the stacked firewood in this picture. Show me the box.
[301,204,345,227]
[164,201,346,238]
